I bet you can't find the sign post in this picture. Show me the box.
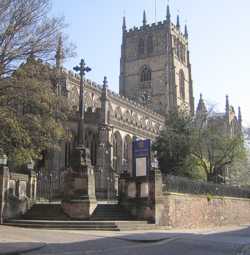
[133,139,151,177]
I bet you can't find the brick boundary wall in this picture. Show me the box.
[120,170,250,229]
[156,192,250,228]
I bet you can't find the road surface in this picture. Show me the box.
[1,225,250,255]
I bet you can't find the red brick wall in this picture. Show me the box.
[157,192,250,228]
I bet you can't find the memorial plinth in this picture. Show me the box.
[62,146,97,219]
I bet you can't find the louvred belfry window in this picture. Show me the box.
[140,66,151,82]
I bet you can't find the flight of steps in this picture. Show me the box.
[22,202,70,220]
[5,202,157,231]
[90,203,135,221]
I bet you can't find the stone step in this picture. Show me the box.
[90,204,135,221]
[22,202,136,222]
[4,220,155,231]
[22,203,70,220]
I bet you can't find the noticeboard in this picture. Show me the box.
[133,139,151,177]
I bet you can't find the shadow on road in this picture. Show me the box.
[1,226,250,255]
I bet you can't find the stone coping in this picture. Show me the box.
[163,191,250,201]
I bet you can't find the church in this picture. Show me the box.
[43,5,242,200]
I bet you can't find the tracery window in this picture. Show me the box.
[140,65,151,82]
[179,69,185,100]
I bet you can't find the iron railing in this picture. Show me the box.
[162,174,250,198]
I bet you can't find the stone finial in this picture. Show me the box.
[55,34,63,69]
[225,95,229,113]
[143,10,147,26]
[196,93,207,114]
[184,24,188,38]
[238,106,242,127]
[176,15,180,30]
[101,76,108,100]
[166,4,171,21]
[103,76,108,89]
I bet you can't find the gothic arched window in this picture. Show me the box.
[140,66,151,82]
[138,38,145,55]
[147,35,153,54]
[179,69,185,100]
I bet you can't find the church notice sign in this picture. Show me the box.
[133,139,151,177]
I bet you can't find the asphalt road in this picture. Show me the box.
[1,226,250,255]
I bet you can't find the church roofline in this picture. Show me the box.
[64,68,165,122]
[31,59,164,122]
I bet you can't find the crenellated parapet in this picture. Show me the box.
[126,21,188,43]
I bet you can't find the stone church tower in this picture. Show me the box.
[119,6,195,115]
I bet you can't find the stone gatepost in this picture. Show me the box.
[149,169,164,224]
[28,171,37,202]
[0,166,9,224]
[119,168,164,224]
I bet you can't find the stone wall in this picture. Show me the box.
[157,192,250,229]
[0,167,37,222]
[119,170,250,229]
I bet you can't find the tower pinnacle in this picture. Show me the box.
[166,4,171,21]
[122,16,126,32]
[196,93,207,114]
[176,15,180,29]
[143,10,147,26]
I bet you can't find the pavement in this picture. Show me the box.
[1,225,250,254]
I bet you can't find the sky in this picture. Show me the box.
[51,0,250,126]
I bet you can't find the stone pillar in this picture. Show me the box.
[149,169,164,224]
[28,171,37,201]
[0,166,9,224]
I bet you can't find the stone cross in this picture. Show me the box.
[73,59,91,146]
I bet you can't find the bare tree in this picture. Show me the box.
[0,0,69,77]
[192,107,245,183]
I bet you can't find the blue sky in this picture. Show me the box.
[51,0,250,126]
